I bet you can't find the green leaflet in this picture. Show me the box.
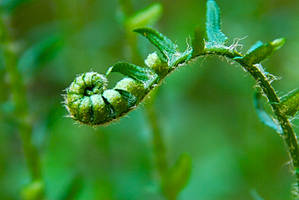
[254,92,282,134]
[205,0,228,48]
[163,154,192,199]
[18,34,64,78]
[134,28,177,60]
[134,27,193,67]
[236,38,285,65]
[192,26,205,56]
[106,62,158,88]
[280,89,299,117]
[246,41,264,54]
[271,38,286,51]
[125,3,163,31]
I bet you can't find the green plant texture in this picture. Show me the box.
[64,0,299,198]
[1,0,299,199]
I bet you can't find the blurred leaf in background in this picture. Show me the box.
[17,33,65,80]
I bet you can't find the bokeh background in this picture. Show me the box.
[1,0,299,199]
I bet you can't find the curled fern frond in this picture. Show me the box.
[64,27,193,126]
[64,53,170,125]
[65,72,113,125]
[65,71,143,126]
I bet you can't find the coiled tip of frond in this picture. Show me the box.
[64,72,147,126]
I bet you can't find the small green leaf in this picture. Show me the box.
[134,27,192,66]
[270,38,286,51]
[246,41,264,54]
[237,38,286,65]
[280,89,299,117]
[254,92,282,134]
[242,43,272,65]
[125,3,163,31]
[205,0,228,48]
[106,62,158,88]
[18,34,64,78]
[192,26,205,56]
[163,154,192,199]
[134,27,177,60]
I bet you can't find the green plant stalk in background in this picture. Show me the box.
[117,1,181,199]
[144,93,168,179]
[118,0,141,64]
[0,12,44,200]
[119,0,169,175]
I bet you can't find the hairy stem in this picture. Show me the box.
[0,14,42,182]
[194,48,299,188]
[236,56,299,183]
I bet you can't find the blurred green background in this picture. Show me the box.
[0,0,299,199]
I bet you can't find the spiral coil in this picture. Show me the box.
[64,52,169,125]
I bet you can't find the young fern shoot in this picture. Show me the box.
[64,28,192,126]
[64,0,299,197]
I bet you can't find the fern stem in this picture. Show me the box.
[0,14,43,183]
[195,49,299,188]
[235,55,299,184]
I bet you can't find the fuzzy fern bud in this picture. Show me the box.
[64,64,152,125]
[65,72,112,125]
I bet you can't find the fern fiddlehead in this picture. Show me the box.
[64,51,176,125]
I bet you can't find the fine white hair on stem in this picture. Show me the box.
[228,36,248,52]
